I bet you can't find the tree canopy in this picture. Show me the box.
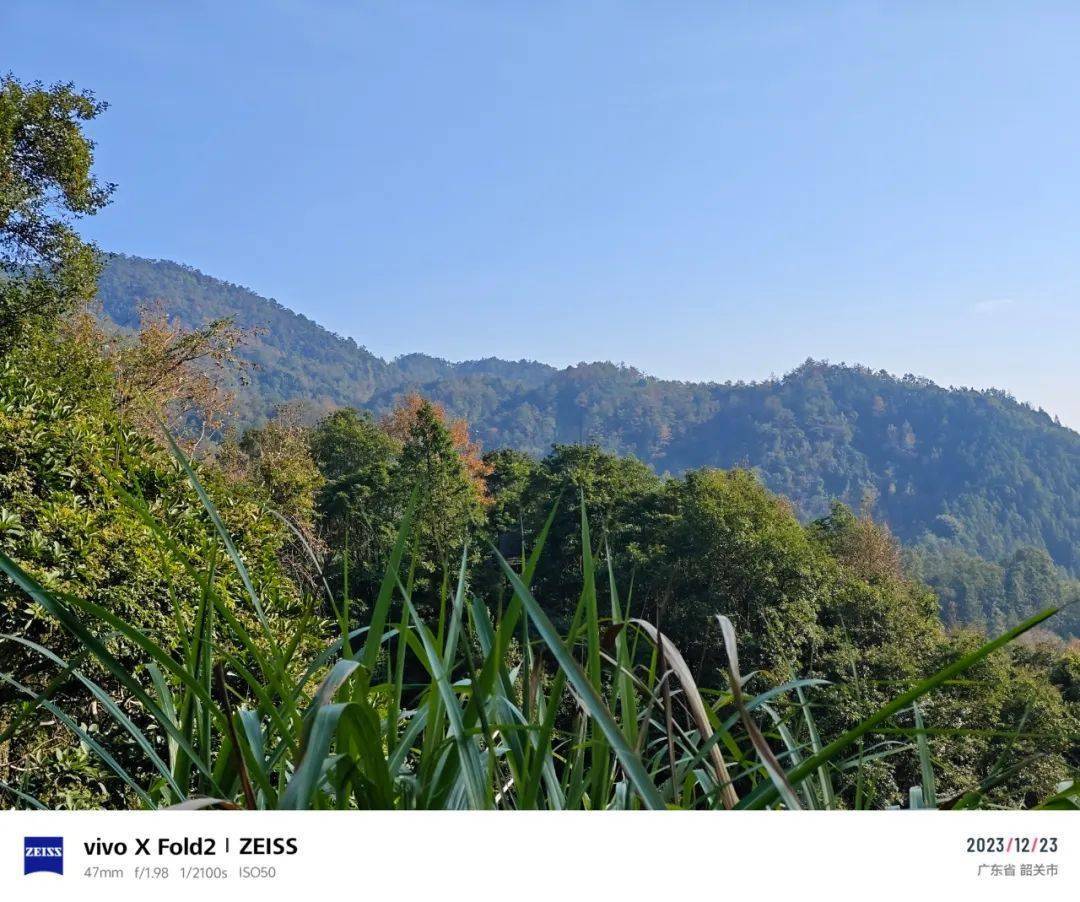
[1,76,113,347]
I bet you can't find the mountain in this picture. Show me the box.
[96,254,1080,575]
[96,255,556,423]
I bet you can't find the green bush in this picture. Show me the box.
[0,326,314,806]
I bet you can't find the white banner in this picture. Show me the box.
[1,810,1075,901]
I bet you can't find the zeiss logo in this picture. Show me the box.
[24,836,63,876]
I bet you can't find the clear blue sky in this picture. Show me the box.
[7,2,1079,427]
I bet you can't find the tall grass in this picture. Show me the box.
[0,443,1068,810]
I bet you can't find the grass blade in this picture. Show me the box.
[494,550,666,810]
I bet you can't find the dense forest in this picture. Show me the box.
[98,255,1080,583]
[2,75,1078,812]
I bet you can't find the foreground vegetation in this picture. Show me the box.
[1,73,1078,811]
[1,445,1075,810]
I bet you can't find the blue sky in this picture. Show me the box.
[7,2,1079,427]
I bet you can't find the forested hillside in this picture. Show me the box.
[97,254,1080,576]
[96,255,555,422]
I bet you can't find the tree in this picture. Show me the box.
[310,408,401,603]
[811,502,903,585]
[513,444,665,626]
[1004,548,1061,628]
[916,633,1080,808]
[311,407,398,482]
[1,76,113,347]
[381,392,491,501]
[482,448,538,563]
[210,405,324,594]
[310,398,488,610]
[650,468,828,684]
[227,403,323,529]
[105,304,250,448]
[395,398,486,594]
[910,543,1079,638]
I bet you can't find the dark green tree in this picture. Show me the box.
[396,399,485,594]
[311,407,398,483]
[515,444,665,625]
[1,76,113,348]
[648,468,828,683]
[482,447,539,564]
[310,401,486,610]
[310,408,401,603]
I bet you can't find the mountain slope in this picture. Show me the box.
[96,254,1080,574]
[97,255,554,422]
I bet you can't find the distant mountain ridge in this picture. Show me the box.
[95,254,1080,575]
[97,255,555,418]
